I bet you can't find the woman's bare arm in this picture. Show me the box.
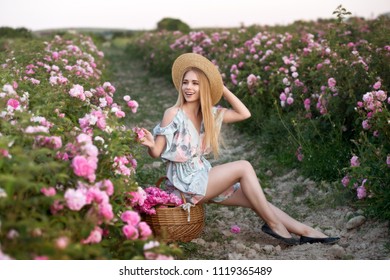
[140,107,178,158]
[221,86,251,123]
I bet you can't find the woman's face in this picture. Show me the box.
[181,70,200,103]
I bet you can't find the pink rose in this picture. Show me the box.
[129,187,147,207]
[127,100,139,113]
[357,179,367,200]
[100,179,114,196]
[55,236,69,249]
[105,96,113,105]
[72,155,96,182]
[138,222,152,240]
[328,77,336,88]
[7,98,20,109]
[99,202,114,221]
[50,199,64,214]
[51,136,63,149]
[121,210,141,226]
[350,155,360,167]
[362,120,371,130]
[0,149,11,158]
[52,51,59,60]
[87,187,108,204]
[230,225,241,234]
[122,224,139,240]
[373,81,381,90]
[341,176,350,187]
[133,127,145,141]
[81,227,103,244]
[304,98,311,111]
[64,188,87,211]
[246,74,258,87]
[41,187,56,197]
[69,84,84,99]
[115,110,125,118]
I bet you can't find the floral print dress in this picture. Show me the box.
[153,107,240,204]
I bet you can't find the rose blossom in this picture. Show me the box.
[122,224,139,240]
[127,100,139,113]
[64,188,87,211]
[133,127,145,141]
[328,77,336,88]
[341,176,350,187]
[72,155,97,182]
[304,98,311,111]
[373,81,381,90]
[138,222,152,239]
[350,155,360,167]
[98,202,114,221]
[357,179,367,199]
[246,74,258,87]
[230,225,241,234]
[55,236,70,249]
[121,210,141,226]
[129,187,147,207]
[7,98,20,110]
[41,187,56,197]
[81,226,103,244]
[143,241,173,260]
[362,120,371,130]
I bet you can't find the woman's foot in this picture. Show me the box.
[298,227,340,244]
[299,236,340,245]
[261,224,299,245]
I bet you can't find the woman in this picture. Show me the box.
[140,53,339,245]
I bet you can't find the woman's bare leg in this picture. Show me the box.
[201,160,327,238]
[200,160,292,238]
[219,188,327,238]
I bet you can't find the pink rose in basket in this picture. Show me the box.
[128,185,183,215]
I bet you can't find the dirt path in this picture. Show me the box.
[106,44,389,260]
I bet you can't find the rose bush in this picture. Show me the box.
[0,33,179,259]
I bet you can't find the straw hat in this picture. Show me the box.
[171,53,223,105]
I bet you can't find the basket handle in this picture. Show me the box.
[155,176,187,204]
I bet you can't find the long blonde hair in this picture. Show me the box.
[175,67,222,158]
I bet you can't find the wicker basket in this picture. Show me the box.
[143,177,205,243]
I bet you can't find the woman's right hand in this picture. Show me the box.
[221,86,251,123]
[139,128,154,148]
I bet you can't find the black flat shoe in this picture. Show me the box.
[300,236,340,245]
[261,224,299,245]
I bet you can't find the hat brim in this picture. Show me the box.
[172,53,223,105]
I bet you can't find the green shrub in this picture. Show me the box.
[157,18,190,33]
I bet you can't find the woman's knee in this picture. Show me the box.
[237,160,254,174]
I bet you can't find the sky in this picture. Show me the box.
[1,0,390,31]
